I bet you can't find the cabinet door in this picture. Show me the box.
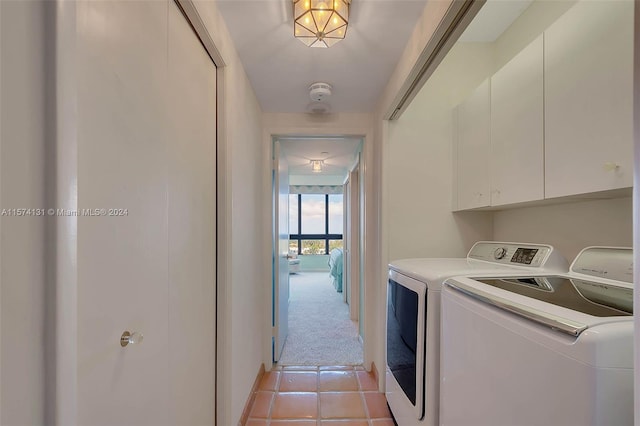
[544,0,633,198]
[456,79,491,210]
[490,34,544,206]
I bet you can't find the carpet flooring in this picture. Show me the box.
[278,272,364,366]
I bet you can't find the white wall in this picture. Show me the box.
[192,2,265,424]
[0,2,48,424]
[494,198,633,262]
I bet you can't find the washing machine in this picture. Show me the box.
[385,241,568,426]
[440,246,633,426]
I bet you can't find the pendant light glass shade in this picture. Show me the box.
[293,0,350,48]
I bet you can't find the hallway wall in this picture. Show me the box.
[193,2,265,424]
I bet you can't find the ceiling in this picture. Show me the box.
[216,0,428,113]
[458,0,534,42]
[234,1,534,184]
[279,137,362,183]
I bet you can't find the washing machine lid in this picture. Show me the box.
[445,276,631,337]
[472,276,632,316]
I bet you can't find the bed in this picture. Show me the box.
[328,248,343,292]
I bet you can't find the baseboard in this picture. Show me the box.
[371,361,379,383]
[237,363,265,426]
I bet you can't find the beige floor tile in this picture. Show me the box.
[319,371,359,392]
[280,371,319,392]
[283,365,319,371]
[271,392,318,419]
[249,391,275,418]
[319,365,354,371]
[319,392,366,419]
[245,419,268,426]
[363,393,391,419]
[371,419,395,425]
[356,371,378,391]
[259,371,280,391]
[321,420,369,426]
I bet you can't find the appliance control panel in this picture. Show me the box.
[571,246,633,284]
[467,242,564,268]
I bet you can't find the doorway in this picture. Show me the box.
[272,136,364,366]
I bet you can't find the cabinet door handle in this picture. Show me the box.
[603,162,620,172]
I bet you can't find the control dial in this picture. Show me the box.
[494,247,507,260]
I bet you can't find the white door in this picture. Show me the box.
[544,0,633,198]
[166,2,216,424]
[76,1,171,423]
[456,79,491,210]
[490,34,544,206]
[273,142,289,362]
[73,1,216,424]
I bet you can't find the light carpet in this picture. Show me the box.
[278,271,364,366]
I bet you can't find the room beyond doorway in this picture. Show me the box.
[272,136,364,365]
[279,272,363,365]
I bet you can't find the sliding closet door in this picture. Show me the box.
[167,1,216,424]
[76,1,171,424]
[72,1,216,424]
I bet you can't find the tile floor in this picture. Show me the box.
[244,365,396,426]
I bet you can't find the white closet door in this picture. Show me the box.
[167,1,216,424]
[490,34,544,206]
[76,1,171,424]
[74,1,217,424]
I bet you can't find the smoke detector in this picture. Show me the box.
[309,82,332,102]
[306,101,332,115]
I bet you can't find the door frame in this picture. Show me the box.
[271,139,290,362]
[264,129,368,371]
[343,155,361,321]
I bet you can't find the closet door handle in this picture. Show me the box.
[120,330,144,347]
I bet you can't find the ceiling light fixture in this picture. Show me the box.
[311,160,324,173]
[293,0,350,48]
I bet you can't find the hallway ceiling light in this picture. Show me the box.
[293,0,350,48]
[311,160,324,173]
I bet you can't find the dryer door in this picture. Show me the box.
[386,270,426,421]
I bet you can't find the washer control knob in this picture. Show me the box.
[494,247,507,260]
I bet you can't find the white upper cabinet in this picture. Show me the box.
[490,34,544,206]
[544,0,633,198]
[456,79,491,210]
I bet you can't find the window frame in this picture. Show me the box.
[290,193,343,255]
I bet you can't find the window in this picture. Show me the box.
[328,194,343,234]
[289,194,299,234]
[290,193,343,255]
[301,194,325,234]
